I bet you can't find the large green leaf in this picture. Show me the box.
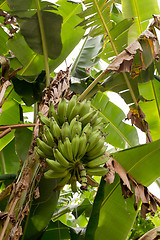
[0,96,20,150]
[6,0,84,76]
[0,139,20,175]
[138,79,160,141]
[49,0,85,71]
[20,10,63,59]
[91,92,139,148]
[23,177,60,240]
[15,128,33,162]
[78,0,133,59]
[0,26,9,55]
[122,0,160,43]
[7,33,45,76]
[86,139,160,240]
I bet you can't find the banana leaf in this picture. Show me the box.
[86,139,160,240]
[91,92,139,148]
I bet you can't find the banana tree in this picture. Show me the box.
[0,0,160,240]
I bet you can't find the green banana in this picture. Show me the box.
[43,125,55,147]
[78,100,91,117]
[87,130,102,152]
[35,146,46,158]
[80,110,96,127]
[54,173,72,190]
[46,159,67,172]
[44,169,68,179]
[70,116,78,130]
[58,140,69,160]
[36,138,53,157]
[92,122,105,131]
[92,116,103,127]
[87,145,107,160]
[61,122,71,140]
[50,117,61,140]
[53,148,69,167]
[82,122,92,138]
[71,133,80,159]
[71,121,82,139]
[64,137,73,162]
[38,112,50,127]
[68,102,81,122]
[77,132,88,158]
[86,155,108,168]
[86,166,108,176]
[66,95,77,120]
[48,103,60,124]
[87,137,106,157]
[58,98,67,125]
[90,111,99,125]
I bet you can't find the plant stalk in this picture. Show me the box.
[35,0,50,87]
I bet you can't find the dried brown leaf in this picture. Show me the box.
[104,158,115,184]
[126,106,152,143]
[105,157,160,219]
[34,187,40,199]
[139,227,160,240]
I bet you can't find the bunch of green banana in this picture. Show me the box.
[36,95,108,191]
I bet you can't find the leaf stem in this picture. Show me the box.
[77,70,106,101]
[0,151,6,174]
[35,0,50,87]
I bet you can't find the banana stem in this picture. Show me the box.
[35,0,50,87]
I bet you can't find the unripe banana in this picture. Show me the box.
[86,155,108,168]
[82,122,92,138]
[48,103,60,124]
[61,122,71,141]
[86,166,108,176]
[43,125,55,147]
[68,102,81,122]
[53,148,70,167]
[71,121,82,139]
[54,173,72,191]
[58,140,69,160]
[71,133,79,159]
[38,112,50,127]
[36,138,53,157]
[35,146,46,158]
[46,159,67,172]
[78,100,91,117]
[80,110,96,127]
[87,145,107,160]
[77,132,88,158]
[90,111,99,125]
[87,137,106,157]
[66,95,77,120]
[70,116,78,130]
[50,117,61,140]
[44,169,68,179]
[92,116,103,127]
[58,98,67,125]
[87,130,102,152]
[64,137,73,162]
[92,122,105,131]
